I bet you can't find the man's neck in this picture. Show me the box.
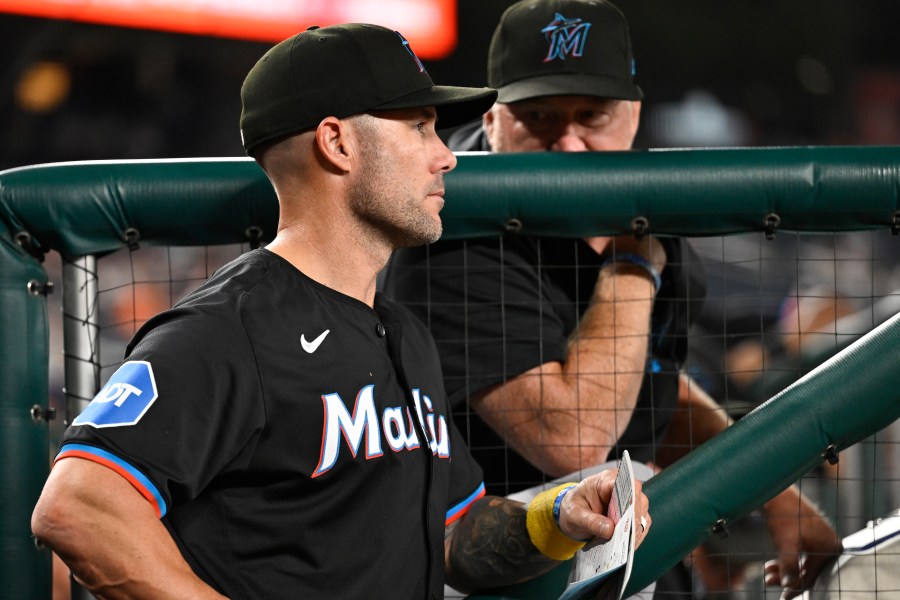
[266,225,388,307]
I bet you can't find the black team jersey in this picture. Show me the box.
[384,123,706,496]
[58,249,485,600]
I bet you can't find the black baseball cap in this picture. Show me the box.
[240,23,497,155]
[488,0,643,103]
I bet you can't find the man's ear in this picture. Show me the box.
[482,108,495,139]
[315,116,352,173]
[630,101,642,138]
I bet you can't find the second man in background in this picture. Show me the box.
[385,1,840,598]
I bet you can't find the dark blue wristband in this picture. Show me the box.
[600,253,662,293]
[552,484,578,527]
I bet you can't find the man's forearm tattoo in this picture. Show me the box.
[445,496,560,592]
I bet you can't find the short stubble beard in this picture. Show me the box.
[348,116,443,249]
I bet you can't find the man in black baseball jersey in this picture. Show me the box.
[384,1,840,598]
[31,23,651,599]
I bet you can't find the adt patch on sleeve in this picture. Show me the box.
[73,361,159,428]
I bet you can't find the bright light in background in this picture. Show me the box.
[15,61,71,113]
[0,0,458,59]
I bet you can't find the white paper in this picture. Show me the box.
[559,450,637,600]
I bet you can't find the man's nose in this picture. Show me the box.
[436,138,458,172]
[549,123,588,152]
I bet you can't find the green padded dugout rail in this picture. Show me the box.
[470,311,900,600]
[1,146,899,599]
[621,308,900,596]
[1,146,899,259]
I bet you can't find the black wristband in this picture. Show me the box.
[600,253,662,293]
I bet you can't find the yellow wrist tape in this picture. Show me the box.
[526,483,585,561]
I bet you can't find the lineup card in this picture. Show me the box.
[559,450,636,600]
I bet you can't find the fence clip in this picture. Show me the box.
[14,230,45,262]
[504,218,523,233]
[764,213,781,240]
[27,279,54,297]
[122,227,141,251]
[631,216,649,240]
[244,225,264,250]
[31,404,57,423]
[823,443,840,465]
[711,518,729,538]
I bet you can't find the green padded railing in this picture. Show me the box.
[2,147,899,599]
[2,147,899,258]
[472,309,900,600]
[624,308,900,596]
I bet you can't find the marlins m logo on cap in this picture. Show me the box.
[541,13,592,62]
[487,0,644,102]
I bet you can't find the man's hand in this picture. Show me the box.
[445,469,652,592]
[762,487,842,599]
[557,470,652,549]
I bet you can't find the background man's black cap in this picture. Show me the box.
[240,23,497,155]
[488,0,643,103]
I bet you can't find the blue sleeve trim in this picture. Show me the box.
[57,443,168,518]
[446,482,486,525]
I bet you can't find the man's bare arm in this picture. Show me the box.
[471,235,666,477]
[32,458,226,600]
[444,496,560,593]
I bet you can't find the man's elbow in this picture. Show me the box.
[31,485,86,555]
[32,493,67,551]
[537,444,613,479]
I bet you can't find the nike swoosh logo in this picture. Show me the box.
[301,330,330,354]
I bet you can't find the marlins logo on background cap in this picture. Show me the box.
[240,23,497,155]
[488,0,643,103]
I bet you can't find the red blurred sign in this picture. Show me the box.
[0,0,458,59]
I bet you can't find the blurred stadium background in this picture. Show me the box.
[3,0,900,170]
[3,2,900,599]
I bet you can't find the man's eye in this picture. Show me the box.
[580,111,611,128]
[525,111,550,123]
[522,111,558,130]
